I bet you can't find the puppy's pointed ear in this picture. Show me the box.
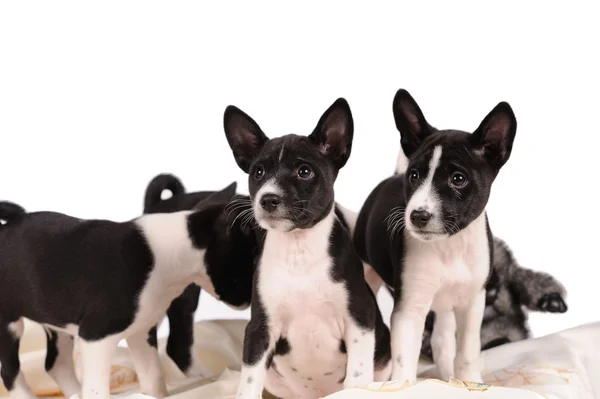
[308,98,354,169]
[469,102,517,169]
[224,106,269,173]
[392,89,434,158]
[192,182,238,211]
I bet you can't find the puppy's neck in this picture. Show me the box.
[262,205,335,270]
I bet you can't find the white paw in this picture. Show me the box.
[343,374,372,390]
[454,359,482,383]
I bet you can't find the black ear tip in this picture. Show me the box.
[223,105,242,121]
[331,97,351,112]
[393,88,413,103]
[492,101,517,121]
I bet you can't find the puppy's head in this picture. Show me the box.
[392,89,517,241]
[224,99,353,232]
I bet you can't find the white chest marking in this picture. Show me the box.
[259,210,351,394]
[402,212,490,313]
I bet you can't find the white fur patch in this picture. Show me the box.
[8,319,24,339]
[390,212,489,383]
[237,208,377,398]
[405,145,443,235]
[134,212,209,336]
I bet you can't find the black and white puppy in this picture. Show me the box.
[393,150,569,357]
[224,99,391,399]
[142,174,259,377]
[0,184,235,399]
[354,88,517,384]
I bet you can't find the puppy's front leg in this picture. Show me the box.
[236,318,276,399]
[430,311,456,382]
[390,294,433,383]
[127,332,169,398]
[79,337,119,399]
[343,321,375,389]
[453,290,485,382]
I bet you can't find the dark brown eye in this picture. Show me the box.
[254,165,265,180]
[450,172,468,187]
[408,169,419,182]
[297,164,314,179]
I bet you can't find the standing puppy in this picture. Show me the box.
[392,148,568,357]
[224,99,391,399]
[354,89,517,384]
[0,184,235,399]
[142,175,257,377]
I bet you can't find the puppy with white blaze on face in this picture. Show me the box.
[353,89,518,384]
[224,99,391,399]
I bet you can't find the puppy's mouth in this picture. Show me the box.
[407,229,447,242]
[254,211,295,232]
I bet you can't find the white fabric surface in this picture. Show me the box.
[3,319,598,399]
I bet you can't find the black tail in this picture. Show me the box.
[0,201,26,226]
[143,173,186,213]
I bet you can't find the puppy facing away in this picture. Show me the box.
[0,184,236,399]
[224,99,391,399]
[354,88,518,384]
[143,174,259,377]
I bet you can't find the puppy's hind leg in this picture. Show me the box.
[165,284,210,378]
[0,318,36,399]
[126,332,169,398]
[45,329,81,398]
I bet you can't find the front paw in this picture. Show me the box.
[454,357,482,383]
[343,373,372,390]
[537,293,567,313]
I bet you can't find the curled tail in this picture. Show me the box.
[143,173,186,213]
[0,201,26,226]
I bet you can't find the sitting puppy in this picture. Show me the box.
[224,98,391,399]
[142,174,367,382]
[142,175,258,377]
[354,88,518,384]
[0,184,235,399]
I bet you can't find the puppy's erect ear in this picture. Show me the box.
[224,106,269,173]
[192,182,238,211]
[392,89,434,158]
[469,102,517,169]
[308,98,354,169]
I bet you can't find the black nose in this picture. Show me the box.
[260,194,281,212]
[410,210,432,228]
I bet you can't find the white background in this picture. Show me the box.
[1,2,598,341]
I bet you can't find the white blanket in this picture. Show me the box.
[2,319,598,399]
